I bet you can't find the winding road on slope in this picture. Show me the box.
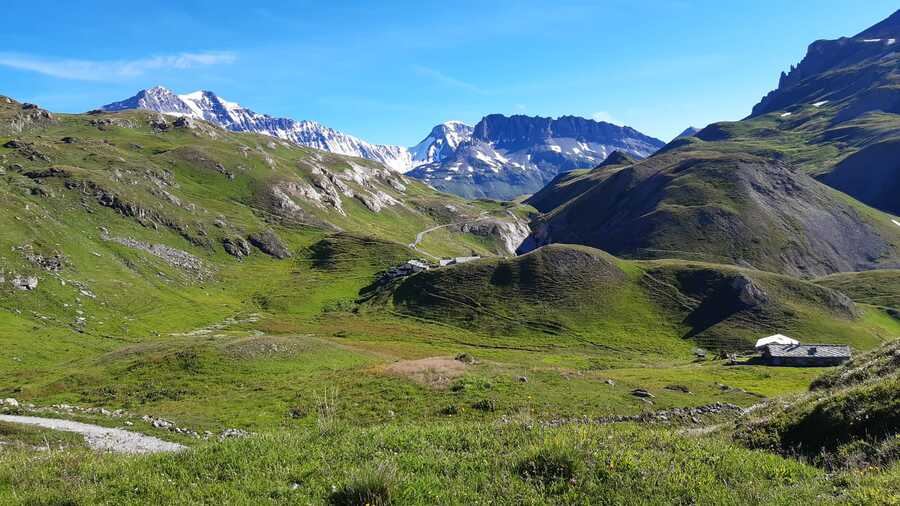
[409,213,492,259]
[0,415,186,454]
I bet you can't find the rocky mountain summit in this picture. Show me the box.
[408,114,664,200]
[408,121,473,166]
[100,89,663,200]
[742,9,900,215]
[750,10,898,119]
[101,87,427,172]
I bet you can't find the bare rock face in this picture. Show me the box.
[249,230,291,259]
[457,218,531,256]
[222,237,252,258]
[0,100,54,135]
[11,275,39,290]
[731,274,769,308]
[821,287,861,319]
[105,235,210,278]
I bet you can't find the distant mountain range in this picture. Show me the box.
[407,114,664,200]
[99,88,663,199]
[100,86,429,172]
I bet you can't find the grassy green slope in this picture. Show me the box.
[383,244,900,355]
[526,146,900,277]
[0,94,531,338]
[737,339,900,470]
[525,152,636,213]
[522,34,900,274]
[815,270,900,311]
[4,422,898,505]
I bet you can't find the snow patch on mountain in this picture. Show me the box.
[101,86,470,173]
[408,114,664,200]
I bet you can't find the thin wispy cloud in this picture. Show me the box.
[411,65,488,95]
[0,51,237,81]
[591,111,621,125]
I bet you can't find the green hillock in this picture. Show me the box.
[381,244,900,354]
[815,270,900,312]
[736,339,900,469]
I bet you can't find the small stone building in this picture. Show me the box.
[761,344,851,367]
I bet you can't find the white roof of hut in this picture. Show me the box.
[755,334,800,349]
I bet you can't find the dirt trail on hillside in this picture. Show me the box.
[0,415,186,454]
[409,213,490,259]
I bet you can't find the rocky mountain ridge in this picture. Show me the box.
[100,89,664,200]
[750,10,898,118]
[407,114,664,200]
[517,10,900,277]
[101,87,443,172]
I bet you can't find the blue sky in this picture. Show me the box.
[1,1,896,145]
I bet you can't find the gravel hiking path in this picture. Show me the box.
[409,213,490,259]
[0,415,186,454]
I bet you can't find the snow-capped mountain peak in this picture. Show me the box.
[100,87,418,172]
[101,86,193,116]
[98,89,663,199]
[408,120,474,166]
[407,114,666,200]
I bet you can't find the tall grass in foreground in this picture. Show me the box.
[0,422,897,505]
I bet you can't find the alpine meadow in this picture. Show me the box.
[0,4,899,505]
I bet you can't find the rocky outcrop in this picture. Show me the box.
[88,117,137,130]
[731,275,769,307]
[248,230,291,259]
[17,245,66,272]
[11,275,38,291]
[104,235,210,278]
[222,237,252,258]
[66,180,212,249]
[455,217,531,256]
[750,10,899,119]
[0,99,54,135]
[266,160,405,220]
[2,139,52,162]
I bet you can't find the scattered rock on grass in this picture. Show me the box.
[223,237,252,258]
[11,275,38,291]
[248,229,291,259]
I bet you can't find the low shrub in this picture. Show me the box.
[517,443,581,485]
[440,404,460,416]
[472,399,496,412]
[329,463,397,506]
